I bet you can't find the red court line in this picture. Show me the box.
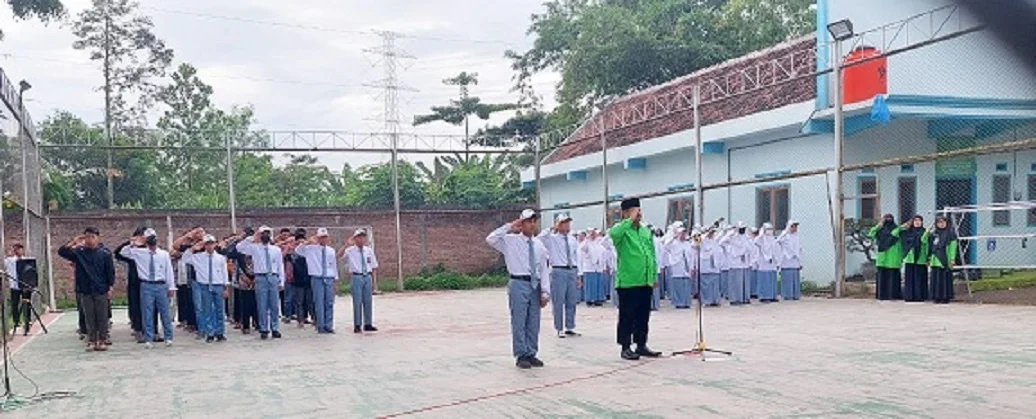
[6,311,64,356]
[376,359,659,419]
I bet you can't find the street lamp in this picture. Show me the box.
[827,19,855,41]
[828,18,853,298]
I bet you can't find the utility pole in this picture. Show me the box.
[103,0,114,209]
[364,31,415,291]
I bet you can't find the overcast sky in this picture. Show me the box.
[0,0,559,167]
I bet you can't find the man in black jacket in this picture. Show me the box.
[287,231,312,327]
[58,227,115,352]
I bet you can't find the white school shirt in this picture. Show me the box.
[696,237,721,274]
[666,240,696,278]
[579,239,601,273]
[485,224,551,297]
[296,244,339,278]
[187,251,229,285]
[235,239,287,287]
[537,230,581,274]
[776,230,802,269]
[176,249,192,286]
[118,246,177,291]
[4,256,19,290]
[342,245,379,275]
[723,233,752,270]
[653,236,667,274]
[754,233,779,272]
[715,231,733,271]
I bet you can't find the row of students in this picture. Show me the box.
[870,214,958,304]
[58,224,380,353]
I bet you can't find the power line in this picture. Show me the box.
[139,6,518,46]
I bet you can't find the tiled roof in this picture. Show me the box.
[543,36,818,164]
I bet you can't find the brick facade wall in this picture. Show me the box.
[545,36,818,164]
[4,208,514,303]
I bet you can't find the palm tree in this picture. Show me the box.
[412,72,521,161]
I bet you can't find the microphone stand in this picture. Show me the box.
[672,229,733,359]
[1,272,15,397]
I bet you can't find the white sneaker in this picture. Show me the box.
[144,342,153,349]
[557,331,565,339]
[165,340,173,347]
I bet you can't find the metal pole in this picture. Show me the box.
[45,215,56,310]
[226,133,238,233]
[600,117,609,229]
[833,40,846,298]
[694,85,704,225]
[20,131,30,251]
[534,134,542,212]
[391,134,404,291]
[0,171,5,264]
[103,1,114,209]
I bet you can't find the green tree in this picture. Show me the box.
[509,0,814,122]
[353,161,425,209]
[72,0,174,208]
[39,111,162,209]
[430,155,529,208]
[275,154,345,207]
[3,0,65,40]
[413,72,521,160]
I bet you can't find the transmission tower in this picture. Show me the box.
[363,30,416,291]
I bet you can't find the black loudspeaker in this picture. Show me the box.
[15,258,38,289]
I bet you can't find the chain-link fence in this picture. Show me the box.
[1,65,50,322]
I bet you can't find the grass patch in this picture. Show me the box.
[970,271,1036,292]
[336,267,508,296]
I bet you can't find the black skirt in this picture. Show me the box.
[876,268,903,300]
[903,264,929,302]
[930,267,954,303]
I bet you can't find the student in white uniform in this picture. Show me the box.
[666,227,695,309]
[747,227,762,299]
[776,220,803,301]
[580,229,604,306]
[538,213,582,338]
[186,234,229,342]
[341,229,379,333]
[297,228,340,334]
[696,228,722,306]
[722,222,752,305]
[119,228,177,348]
[234,225,287,340]
[602,237,617,307]
[651,228,667,311]
[754,223,780,302]
[486,209,551,369]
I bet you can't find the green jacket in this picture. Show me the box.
[929,239,957,269]
[868,224,904,269]
[608,218,657,288]
[901,229,929,265]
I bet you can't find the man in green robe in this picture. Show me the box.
[608,198,660,361]
[868,214,904,300]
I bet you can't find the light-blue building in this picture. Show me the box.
[523,0,1036,284]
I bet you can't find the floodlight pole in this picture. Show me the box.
[226,133,238,233]
[600,116,609,229]
[833,39,846,298]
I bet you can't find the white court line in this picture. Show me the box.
[9,311,65,357]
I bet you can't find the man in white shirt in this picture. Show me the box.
[538,213,582,338]
[187,235,230,342]
[297,228,339,334]
[234,225,287,340]
[341,229,379,334]
[486,209,551,369]
[119,228,176,348]
[4,243,28,330]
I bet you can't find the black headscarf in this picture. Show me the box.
[876,214,899,252]
[899,215,925,259]
[930,216,958,267]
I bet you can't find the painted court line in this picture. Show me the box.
[8,312,65,358]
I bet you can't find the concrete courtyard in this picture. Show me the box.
[4,289,1036,418]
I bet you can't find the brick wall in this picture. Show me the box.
[544,36,818,164]
[4,208,514,303]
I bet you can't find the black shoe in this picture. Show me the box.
[564,330,581,337]
[635,346,662,358]
[363,325,378,332]
[272,331,282,339]
[260,332,269,340]
[325,328,336,334]
[354,326,362,334]
[205,336,215,343]
[528,357,545,368]
[621,347,641,361]
[516,357,533,369]
[153,336,165,343]
[216,334,227,342]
